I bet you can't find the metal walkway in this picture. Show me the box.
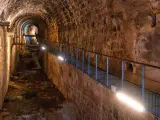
[15,41,160,118]
[66,55,160,117]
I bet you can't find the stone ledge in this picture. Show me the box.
[45,53,156,120]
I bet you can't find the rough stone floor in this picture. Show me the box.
[0,46,75,120]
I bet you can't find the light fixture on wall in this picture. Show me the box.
[41,45,47,51]
[57,52,66,61]
[116,92,145,112]
[58,56,64,61]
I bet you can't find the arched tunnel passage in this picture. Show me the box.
[0,0,160,120]
[10,14,48,44]
[10,15,49,74]
[22,23,39,44]
[2,14,77,119]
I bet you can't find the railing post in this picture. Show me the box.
[68,46,71,64]
[54,44,56,54]
[59,44,62,52]
[155,95,158,115]
[106,57,109,87]
[60,44,62,52]
[67,46,69,61]
[74,47,76,66]
[53,45,55,54]
[121,60,124,91]
[142,66,145,103]
[65,45,67,60]
[76,48,78,67]
[82,49,84,71]
[96,54,98,80]
[88,52,90,75]
[64,45,66,60]
[71,46,73,64]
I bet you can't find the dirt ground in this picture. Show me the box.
[0,46,76,120]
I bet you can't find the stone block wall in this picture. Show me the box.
[0,26,12,109]
[45,52,155,120]
[47,0,160,93]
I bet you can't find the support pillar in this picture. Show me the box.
[0,22,11,109]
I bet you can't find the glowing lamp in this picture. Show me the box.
[116,92,145,112]
[41,46,46,51]
[58,56,64,61]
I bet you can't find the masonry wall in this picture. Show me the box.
[10,41,20,74]
[57,0,160,67]
[0,26,12,109]
[45,52,155,120]
[47,0,160,94]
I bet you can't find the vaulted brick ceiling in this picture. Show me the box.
[1,0,160,63]
[0,0,158,26]
[0,0,76,25]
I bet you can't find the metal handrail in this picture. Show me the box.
[44,40,160,69]
[45,40,160,117]
[13,41,160,117]
[45,40,160,89]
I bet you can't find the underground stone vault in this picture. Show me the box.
[0,0,159,120]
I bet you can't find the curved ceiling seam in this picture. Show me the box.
[10,14,48,28]
[10,14,48,31]
[13,16,46,37]
[7,1,76,27]
[20,20,40,36]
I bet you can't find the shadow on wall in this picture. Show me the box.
[135,32,160,63]
[135,31,160,84]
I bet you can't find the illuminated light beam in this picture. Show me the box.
[116,92,145,112]
[58,56,64,61]
[41,46,46,50]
